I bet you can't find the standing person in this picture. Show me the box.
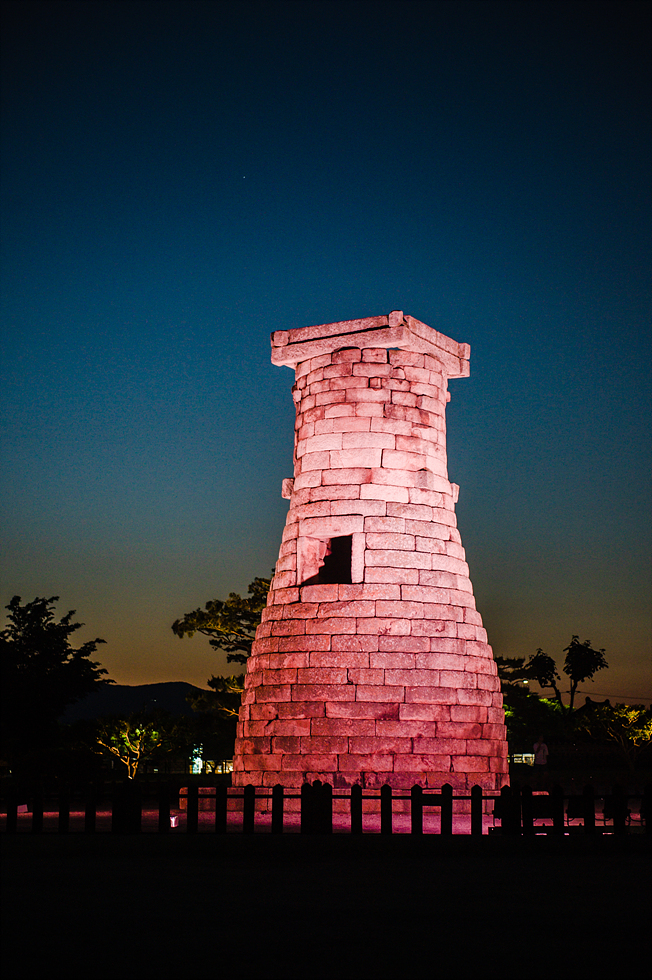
[533,735,549,789]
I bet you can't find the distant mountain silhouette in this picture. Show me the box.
[60,681,209,723]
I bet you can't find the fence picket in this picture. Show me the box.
[300,782,312,834]
[84,782,97,834]
[186,783,199,834]
[499,785,518,835]
[158,781,170,833]
[32,787,43,834]
[582,784,595,833]
[243,784,255,834]
[471,785,483,835]
[271,784,284,834]
[411,784,423,835]
[215,783,227,835]
[521,784,534,835]
[441,784,453,835]
[350,784,362,835]
[58,784,70,834]
[380,784,392,835]
[611,785,627,834]
[642,784,651,835]
[551,784,564,834]
[321,782,333,835]
[5,789,17,834]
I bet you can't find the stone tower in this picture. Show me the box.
[232,312,508,792]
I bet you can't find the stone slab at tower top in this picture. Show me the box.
[271,310,470,377]
[231,310,509,792]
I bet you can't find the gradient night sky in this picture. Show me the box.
[2,1,650,702]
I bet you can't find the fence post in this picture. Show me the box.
[186,783,199,834]
[513,784,523,835]
[129,779,142,833]
[642,783,651,835]
[32,785,44,835]
[441,783,453,835]
[214,783,227,834]
[320,782,333,834]
[58,783,70,835]
[111,780,121,833]
[301,781,312,834]
[243,784,255,834]
[521,784,534,835]
[350,784,362,835]
[113,780,141,833]
[5,783,17,834]
[498,784,509,834]
[411,785,423,835]
[158,781,171,833]
[84,782,97,834]
[552,784,564,835]
[380,784,393,835]
[471,785,483,835]
[499,785,517,835]
[582,784,595,834]
[612,785,627,835]
[271,784,284,834]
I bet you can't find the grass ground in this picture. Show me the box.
[1,833,649,980]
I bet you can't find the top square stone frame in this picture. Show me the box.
[271,311,470,378]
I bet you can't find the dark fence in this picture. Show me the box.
[2,779,649,836]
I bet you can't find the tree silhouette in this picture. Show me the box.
[172,577,270,665]
[505,636,608,713]
[496,637,609,725]
[1,595,110,772]
[562,635,608,710]
[172,577,270,719]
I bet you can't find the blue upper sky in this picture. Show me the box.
[1,0,650,701]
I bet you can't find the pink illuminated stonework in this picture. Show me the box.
[232,312,509,792]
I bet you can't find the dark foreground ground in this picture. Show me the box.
[2,834,650,980]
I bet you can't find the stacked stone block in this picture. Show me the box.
[232,312,509,792]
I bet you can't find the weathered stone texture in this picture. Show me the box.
[233,312,508,792]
